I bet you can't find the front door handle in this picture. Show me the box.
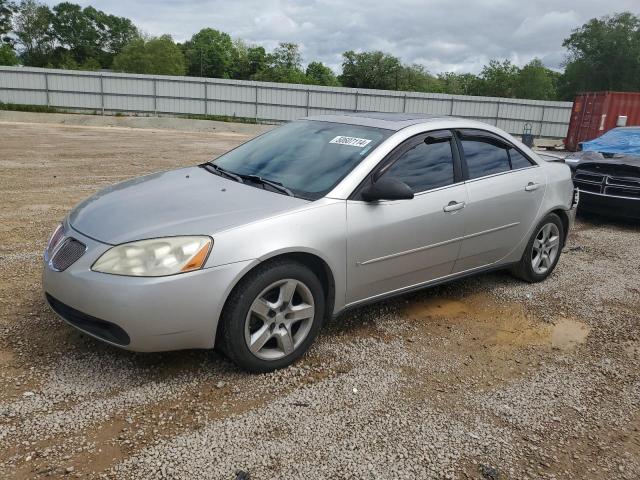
[443,201,465,213]
[525,182,540,192]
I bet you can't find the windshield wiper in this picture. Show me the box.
[240,174,294,197]
[202,162,244,183]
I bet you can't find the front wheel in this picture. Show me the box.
[219,260,325,372]
[511,213,564,283]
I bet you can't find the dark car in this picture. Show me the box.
[565,127,640,220]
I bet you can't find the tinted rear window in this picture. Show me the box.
[461,138,510,179]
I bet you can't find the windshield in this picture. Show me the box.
[212,120,392,200]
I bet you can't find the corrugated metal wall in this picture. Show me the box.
[0,66,572,138]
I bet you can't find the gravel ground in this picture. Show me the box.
[0,114,639,479]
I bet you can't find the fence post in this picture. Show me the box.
[203,80,208,116]
[153,78,158,116]
[255,84,259,121]
[306,89,310,116]
[354,91,359,112]
[44,72,50,108]
[449,97,455,116]
[99,74,104,115]
[539,105,546,137]
[495,100,501,126]
[402,94,407,113]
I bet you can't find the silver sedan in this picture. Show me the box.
[43,113,577,372]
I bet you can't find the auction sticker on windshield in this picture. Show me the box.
[329,136,372,148]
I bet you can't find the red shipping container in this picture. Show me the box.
[564,91,640,151]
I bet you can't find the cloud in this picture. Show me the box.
[42,0,640,73]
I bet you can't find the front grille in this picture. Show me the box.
[574,171,605,184]
[51,238,86,271]
[606,176,640,189]
[46,294,130,346]
[604,186,640,198]
[574,181,602,193]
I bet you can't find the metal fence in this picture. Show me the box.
[0,66,572,139]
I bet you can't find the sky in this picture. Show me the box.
[43,0,640,74]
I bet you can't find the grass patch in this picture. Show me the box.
[0,103,261,124]
[183,113,258,124]
[0,102,61,114]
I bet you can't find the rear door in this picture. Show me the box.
[453,130,546,272]
[345,130,467,304]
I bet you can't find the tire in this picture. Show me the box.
[511,213,564,283]
[218,259,325,373]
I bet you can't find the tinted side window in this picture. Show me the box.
[381,138,455,192]
[509,148,534,169]
[461,138,510,179]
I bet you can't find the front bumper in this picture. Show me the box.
[42,227,254,352]
[577,191,640,220]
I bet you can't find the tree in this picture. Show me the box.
[229,39,267,80]
[513,58,558,100]
[112,35,186,75]
[50,2,137,68]
[438,72,481,96]
[559,12,640,99]
[305,61,339,86]
[0,42,17,64]
[397,64,442,92]
[253,42,308,83]
[340,50,403,90]
[13,0,53,67]
[478,59,519,97]
[183,28,234,78]
[1,0,13,41]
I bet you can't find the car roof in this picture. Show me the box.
[303,112,452,131]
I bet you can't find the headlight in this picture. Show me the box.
[46,223,65,257]
[92,236,212,277]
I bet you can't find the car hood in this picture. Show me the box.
[69,166,309,244]
[566,151,640,173]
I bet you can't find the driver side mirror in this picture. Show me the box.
[361,178,414,202]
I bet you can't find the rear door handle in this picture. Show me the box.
[443,201,465,213]
[525,182,540,192]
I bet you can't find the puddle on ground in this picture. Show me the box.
[404,294,590,351]
[550,318,591,349]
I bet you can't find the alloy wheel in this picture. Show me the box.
[531,222,560,275]
[244,279,315,361]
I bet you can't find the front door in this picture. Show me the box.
[345,131,467,304]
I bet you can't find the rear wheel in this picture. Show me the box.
[219,260,325,372]
[511,213,564,283]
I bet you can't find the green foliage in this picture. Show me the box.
[513,59,558,100]
[50,2,137,67]
[112,35,186,75]
[0,101,59,112]
[559,12,640,99]
[478,59,519,97]
[397,64,442,93]
[183,28,234,78]
[6,5,640,104]
[0,0,14,41]
[228,40,267,80]
[253,42,309,84]
[340,50,402,89]
[13,0,54,66]
[305,61,339,86]
[13,0,137,68]
[437,72,481,96]
[0,42,18,64]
